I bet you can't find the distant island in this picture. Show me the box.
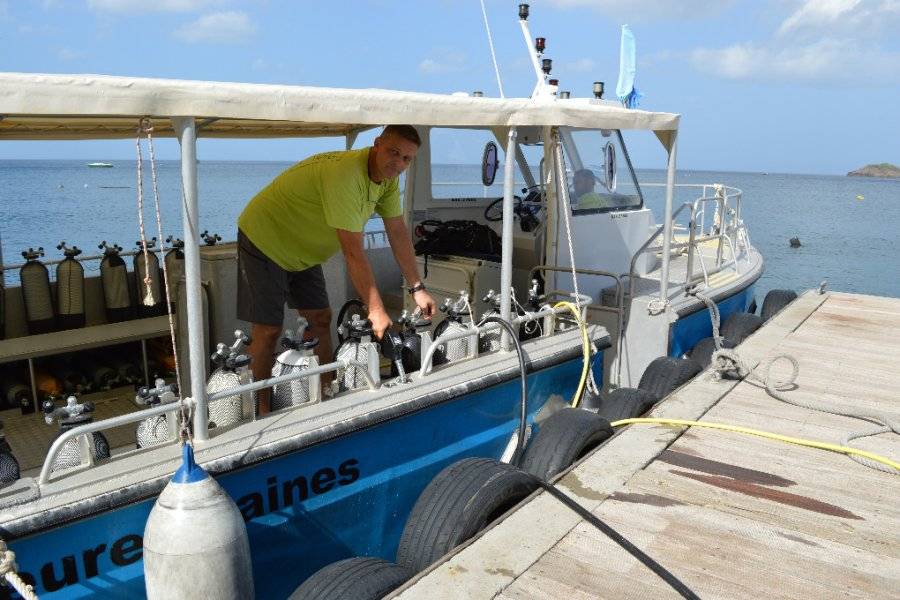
[847,163,900,178]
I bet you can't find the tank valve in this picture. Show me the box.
[136,379,179,407]
[201,231,222,246]
[42,395,95,426]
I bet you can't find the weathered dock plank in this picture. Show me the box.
[393,292,899,599]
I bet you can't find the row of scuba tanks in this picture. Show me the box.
[8,231,221,337]
[0,282,554,489]
[0,339,176,415]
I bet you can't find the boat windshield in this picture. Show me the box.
[560,128,643,214]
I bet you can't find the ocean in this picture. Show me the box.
[1,160,898,304]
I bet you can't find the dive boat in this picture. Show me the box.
[86,162,113,168]
[0,7,765,599]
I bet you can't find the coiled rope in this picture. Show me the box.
[0,540,38,600]
[692,290,898,474]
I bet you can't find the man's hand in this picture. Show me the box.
[413,289,436,318]
[368,307,393,340]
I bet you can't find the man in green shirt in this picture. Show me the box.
[237,125,435,413]
[572,168,611,210]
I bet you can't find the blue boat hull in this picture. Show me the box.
[7,355,595,599]
[668,284,757,358]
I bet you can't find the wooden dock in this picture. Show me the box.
[393,291,900,599]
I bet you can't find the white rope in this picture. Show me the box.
[0,541,39,600]
[693,290,898,474]
[479,0,505,98]
[135,129,155,307]
[552,133,583,315]
[137,119,189,444]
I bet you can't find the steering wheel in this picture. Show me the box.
[483,184,545,222]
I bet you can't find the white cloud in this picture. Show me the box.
[777,0,900,37]
[57,47,84,61]
[418,51,467,74]
[545,0,733,21]
[691,38,900,84]
[173,11,256,44]
[88,0,223,14]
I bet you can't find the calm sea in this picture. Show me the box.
[1,160,898,303]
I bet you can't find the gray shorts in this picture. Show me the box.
[236,229,330,326]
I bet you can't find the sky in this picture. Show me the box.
[1,0,898,175]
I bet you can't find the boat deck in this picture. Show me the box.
[394,291,900,599]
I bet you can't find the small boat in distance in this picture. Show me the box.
[86,161,113,167]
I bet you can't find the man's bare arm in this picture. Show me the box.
[383,216,435,317]
[335,228,391,337]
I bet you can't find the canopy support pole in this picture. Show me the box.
[500,127,518,350]
[659,131,678,309]
[173,117,209,442]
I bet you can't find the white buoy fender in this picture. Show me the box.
[143,444,254,599]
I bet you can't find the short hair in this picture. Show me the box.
[574,168,594,181]
[382,125,421,147]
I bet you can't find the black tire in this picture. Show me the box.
[719,312,763,345]
[290,557,412,600]
[596,387,658,422]
[396,458,539,573]
[638,357,702,400]
[760,289,798,322]
[519,408,613,480]
[688,336,735,369]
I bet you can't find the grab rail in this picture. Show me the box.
[39,397,197,485]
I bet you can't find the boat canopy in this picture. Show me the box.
[0,73,679,149]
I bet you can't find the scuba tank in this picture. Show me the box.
[135,379,179,449]
[43,395,111,473]
[333,315,381,393]
[201,230,222,246]
[1,367,35,414]
[53,358,92,396]
[520,278,550,341]
[391,308,432,375]
[271,317,321,410]
[19,247,56,334]
[432,292,476,366]
[206,331,254,429]
[99,241,134,323]
[109,354,142,387]
[56,241,86,330]
[0,422,20,487]
[134,237,164,318]
[75,352,120,391]
[478,289,503,354]
[164,236,185,313]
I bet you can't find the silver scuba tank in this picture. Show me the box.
[271,317,321,410]
[0,424,20,487]
[432,292,476,366]
[98,241,133,323]
[163,236,184,313]
[478,289,502,354]
[43,395,111,473]
[135,379,179,449]
[334,315,380,393]
[56,241,86,330]
[134,237,164,318]
[392,307,432,376]
[206,330,255,429]
[20,247,56,334]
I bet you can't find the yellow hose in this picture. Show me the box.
[610,417,900,472]
[553,301,591,408]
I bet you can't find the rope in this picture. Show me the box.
[0,541,39,600]
[478,0,505,98]
[137,118,188,444]
[691,290,898,474]
[134,128,155,308]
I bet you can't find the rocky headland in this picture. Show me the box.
[847,163,900,178]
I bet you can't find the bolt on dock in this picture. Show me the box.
[394,291,900,599]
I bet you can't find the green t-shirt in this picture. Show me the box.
[576,192,612,210]
[238,147,401,271]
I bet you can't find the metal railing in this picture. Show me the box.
[628,183,748,302]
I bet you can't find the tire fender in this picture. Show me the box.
[519,408,613,480]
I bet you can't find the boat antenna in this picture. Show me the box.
[479,0,505,98]
[517,4,556,99]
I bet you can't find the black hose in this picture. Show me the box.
[481,316,528,466]
[530,476,701,600]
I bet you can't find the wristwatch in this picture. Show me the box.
[407,282,426,295]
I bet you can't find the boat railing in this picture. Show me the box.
[37,357,376,485]
[417,294,591,376]
[628,183,748,302]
